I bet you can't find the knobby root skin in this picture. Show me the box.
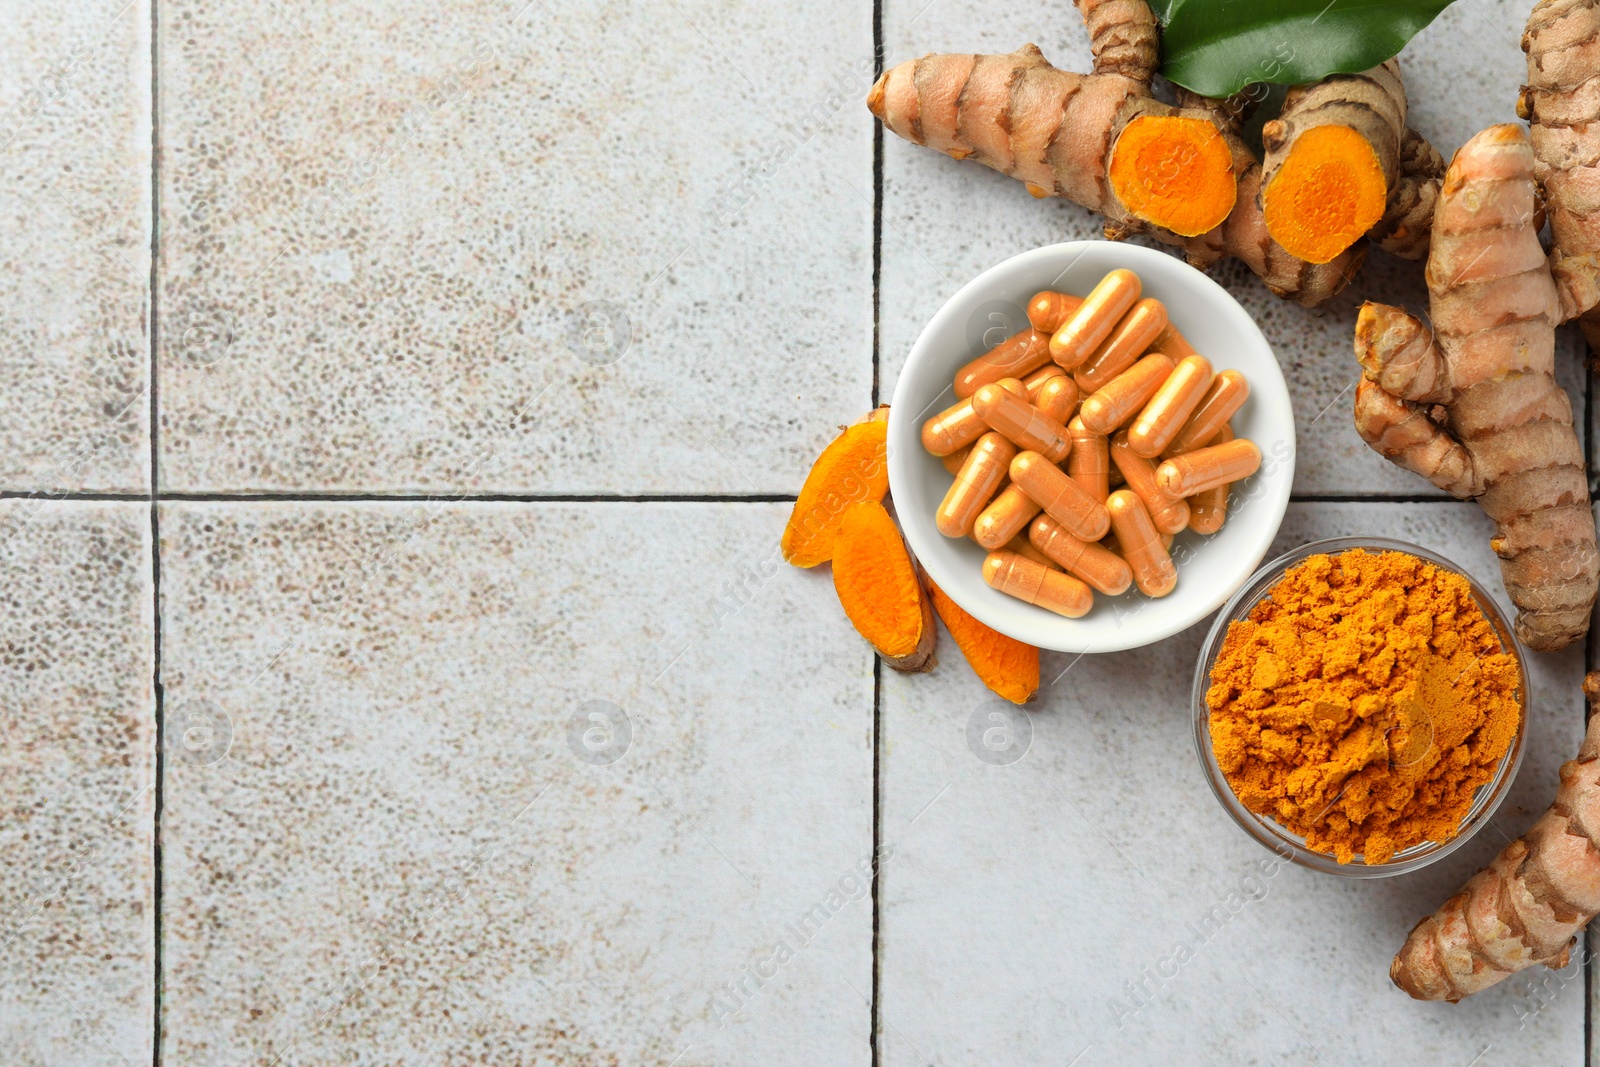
[782,407,890,568]
[865,0,1363,306]
[1369,128,1446,261]
[925,576,1039,703]
[1523,0,1600,347]
[1393,672,1600,1001]
[1261,61,1407,265]
[832,500,937,673]
[1353,125,1598,652]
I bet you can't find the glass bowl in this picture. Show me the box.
[1191,536,1529,878]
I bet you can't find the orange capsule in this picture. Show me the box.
[1151,322,1199,360]
[1156,438,1262,497]
[1187,424,1233,534]
[973,483,1044,549]
[1027,291,1085,334]
[941,444,972,475]
[1067,415,1110,504]
[1028,514,1132,595]
[1035,375,1081,424]
[983,549,1094,618]
[953,329,1052,398]
[921,378,1030,456]
[1073,298,1169,393]
[972,383,1074,462]
[1050,269,1142,368]
[1004,533,1061,570]
[1022,363,1068,400]
[1189,482,1230,534]
[938,432,1016,538]
[1078,353,1175,436]
[1166,370,1250,457]
[1009,451,1111,541]
[1107,490,1178,598]
[1128,355,1214,458]
[1111,433,1191,535]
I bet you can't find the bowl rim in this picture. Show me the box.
[887,240,1295,653]
[1190,535,1530,878]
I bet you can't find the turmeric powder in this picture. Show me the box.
[1207,549,1522,865]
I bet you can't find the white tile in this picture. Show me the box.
[0,0,150,492]
[878,0,1586,499]
[879,502,1585,1065]
[0,502,154,1065]
[158,501,873,1064]
[156,0,872,494]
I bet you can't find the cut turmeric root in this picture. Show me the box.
[925,577,1039,703]
[1393,672,1600,1001]
[867,0,1367,305]
[781,407,890,568]
[832,501,937,672]
[1106,114,1237,238]
[1260,61,1411,265]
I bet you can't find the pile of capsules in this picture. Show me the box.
[920,268,1262,619]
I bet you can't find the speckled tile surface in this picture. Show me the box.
[9,0,1600,1062]
[0,502,154,1066]
[157,502,873,1064]
[878,0,1588,499]
[155,0,872,494]
[0,1,150,493]
[878,502,1586,1065]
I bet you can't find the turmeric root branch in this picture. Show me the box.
[1352,125,1598,651]
[1394,673,1600,1001]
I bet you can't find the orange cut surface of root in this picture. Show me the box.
[1107,115,1236,237]
[1263,124,1388,265]
[782,408,890,567]
[926,579,1038,703]
[833,501,936,671]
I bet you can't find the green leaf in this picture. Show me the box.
[1156,0,1456,98]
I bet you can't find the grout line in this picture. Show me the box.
[0,491,801,504]
[1287,493,1470,505]
[869,4,885,1062]
[870,106,883,410]
[148,0,163,1062]
[869,654,884,1067]
[1585,338,1594,1067]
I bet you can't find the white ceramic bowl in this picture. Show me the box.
[888,242,1295,653]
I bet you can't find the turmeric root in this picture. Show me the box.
[1392,672,1600,1001]
[1522,0,1600,350]
[832,500,937,672]
[1261,61,1423,265]
[782,407,890,568]
[925,577,1038,703]
[1352,124,1599,651]
[867,0,1366,305]
[1368,128,1445,261]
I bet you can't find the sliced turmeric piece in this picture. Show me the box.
[1261,62,1409,265]
[925,578,1038,704]
[1106,115,1236,238]
[832,500,936,672]
[782,407,889,568]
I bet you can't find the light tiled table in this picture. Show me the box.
[1,1,1594,1064]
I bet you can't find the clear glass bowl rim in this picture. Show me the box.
[1190,535,1529,879]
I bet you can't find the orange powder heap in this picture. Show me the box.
[1207,550,1522,864]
